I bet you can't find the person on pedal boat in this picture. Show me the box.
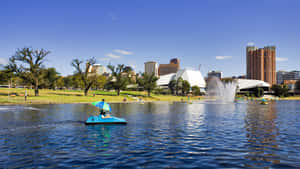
[99,99,111,118]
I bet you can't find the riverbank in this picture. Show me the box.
[0,88,202,105]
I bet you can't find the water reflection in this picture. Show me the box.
[1,102,300,168]
[245,102,280,168]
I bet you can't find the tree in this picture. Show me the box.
[175,77,183,95]
[271,84,289,97]
[168,80,177,95]
[63,75,75,89]
[56,76,65,89]
[42,68,60,89]
[71,57,97,96]
[182,80,190,95]
[123,66,133,73]
[138,73,158,97]
[7,48,50,96]
[107,64,129,96]
[191,85,201,96]
[253,87,264,97]
[92,75,107,90]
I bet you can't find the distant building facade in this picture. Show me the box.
[277,70,300,84]
[207,71,223,79]
[284,80,297,91]
[87,64,107,75]
[144,61,158,76]
[246,46,276,85]
[158,58,180,76]
[92,64,107,75]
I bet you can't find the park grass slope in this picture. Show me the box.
[0,88,201,105]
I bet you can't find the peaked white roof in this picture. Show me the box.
[157,69,206,88]
[237,79,270,90]
[157,73,176,86]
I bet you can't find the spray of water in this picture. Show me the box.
[206,77,237,102]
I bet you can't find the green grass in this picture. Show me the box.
[0,88,202,105]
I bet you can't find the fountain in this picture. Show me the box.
[206,77,237,102]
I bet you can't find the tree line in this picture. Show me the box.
[0,47,164,97]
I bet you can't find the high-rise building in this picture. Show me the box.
[246,46,276,85]
[207,71,223,79]
[276,70,287,84]
[158,58,180,76]
[277,70,300,84]
[144,61,158,76]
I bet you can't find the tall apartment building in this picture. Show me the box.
[246,46,276,85]
[158,58,180,76]
[144,61,158,76]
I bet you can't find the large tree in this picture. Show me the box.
[191,85,201,96]
[7,47,50,96]
[138,73,158,97]
[271,84,289,97]
[41,67,60,89]
[71,57,97,96]
[107,64,129,96]
[92,75,107,90]
[175,77,183,95]
[182,80,191,95]
[168,80,177,95]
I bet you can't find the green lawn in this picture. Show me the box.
[0,88,202,104]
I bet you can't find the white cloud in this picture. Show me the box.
[247,42,255,46]
[106,53,122,59]
[99,57,110,61]
[113,49,133,55]
[0,58,7,65]
[276,57,288,62]
[216,56,232,60]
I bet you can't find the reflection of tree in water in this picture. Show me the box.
[244,103,280,168]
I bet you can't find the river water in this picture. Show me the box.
[0,101,299,168]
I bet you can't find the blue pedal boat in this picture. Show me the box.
[86,101,127,125]
[85,115,127,125]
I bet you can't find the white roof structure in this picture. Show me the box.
[236,79,270,90]
[157,73,176,86]
[157,69,206,88]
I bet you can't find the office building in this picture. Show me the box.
[207,71,223,79]
[158,58,180,76]
[87,63,107,75]
[144,61,158,76]
[246,46,276,85]
[277,70,300,84]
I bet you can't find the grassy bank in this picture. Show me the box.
[0,88,202,105]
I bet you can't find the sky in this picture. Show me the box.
[0,0,299,77]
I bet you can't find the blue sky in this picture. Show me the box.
[0,0,299,77]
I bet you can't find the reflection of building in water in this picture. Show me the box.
[244,103,280,168]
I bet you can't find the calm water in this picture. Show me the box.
[0,101,299,168]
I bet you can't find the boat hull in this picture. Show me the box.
[85,115,127,125]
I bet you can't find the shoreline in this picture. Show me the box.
[1,88,299,105]
[1,98,300,106]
